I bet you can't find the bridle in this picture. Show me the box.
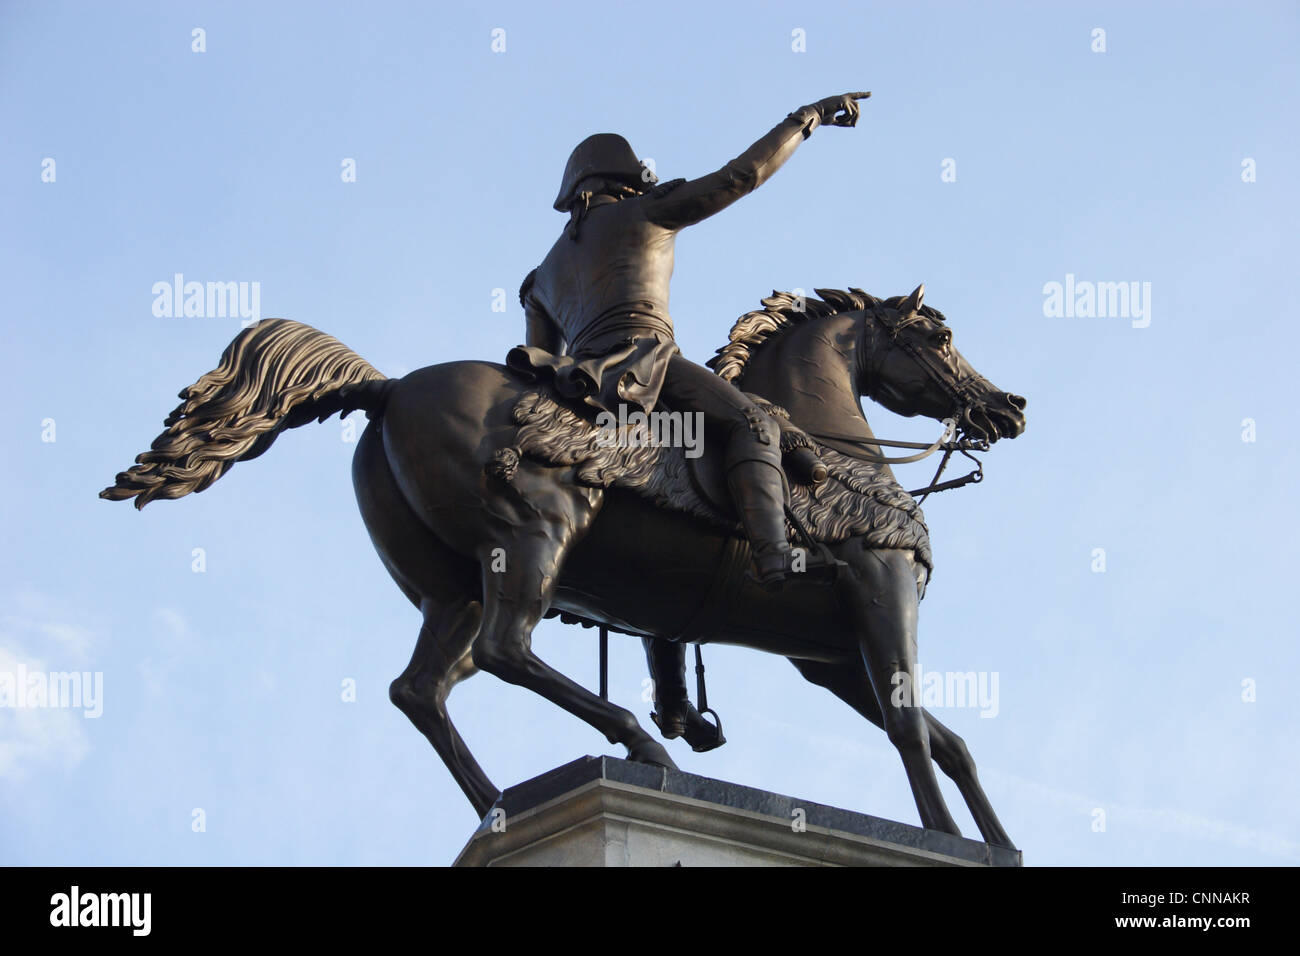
[863,305,992,424]
[808,305,991,503]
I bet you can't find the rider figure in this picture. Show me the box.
[510,92,869,747]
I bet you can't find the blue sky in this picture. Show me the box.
[2,0,1297,865]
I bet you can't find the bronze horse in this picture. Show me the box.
[102,284,1027,848]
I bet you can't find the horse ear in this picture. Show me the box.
[899,283,925,316]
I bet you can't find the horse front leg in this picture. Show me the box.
[789,655,1015,848]
[844,547,960,836]
[923,712,1016,849]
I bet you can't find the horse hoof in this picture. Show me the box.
[627,739,678,771]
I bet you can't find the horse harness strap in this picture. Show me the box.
[672,535,748,738]
[677,535,751,646]
[809,427,989,501]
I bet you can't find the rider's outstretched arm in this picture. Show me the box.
[646,92,869,231]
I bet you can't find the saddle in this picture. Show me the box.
[489,389,935,575]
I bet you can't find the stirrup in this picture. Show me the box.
[794,547,849,581]
[684,707,726,753]
[748,544,847,591]
[650,703,726,753]
[784,504,848,583]
[748,551,794,591]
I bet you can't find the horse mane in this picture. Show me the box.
[707,287,947,383]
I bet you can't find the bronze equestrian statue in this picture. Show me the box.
[101,95,1029,851]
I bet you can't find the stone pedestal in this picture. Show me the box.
[453,756,1021,867]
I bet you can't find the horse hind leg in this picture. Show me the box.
[353,419,498,816]
[390,597,499,818]
[469,489,677,771]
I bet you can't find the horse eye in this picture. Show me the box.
[933,330,952,349]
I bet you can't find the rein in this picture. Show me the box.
[810,424,989,502]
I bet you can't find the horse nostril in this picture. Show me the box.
[1005,393,1027,411]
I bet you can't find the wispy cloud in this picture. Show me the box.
[2,586,95,661]
[986,768,1300,861]
[138,607,198,695]
[0,590,99,782]
[738,702,1300,860]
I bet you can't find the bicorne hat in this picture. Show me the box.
[554,133,658,211]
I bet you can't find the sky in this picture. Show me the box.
[1,0,1297,866]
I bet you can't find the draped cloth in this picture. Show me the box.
[507,326,679,419]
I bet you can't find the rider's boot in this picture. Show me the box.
[728,458,847,591]
[643,638,726,752]
[728,459,794,590]
[724,411,845,591]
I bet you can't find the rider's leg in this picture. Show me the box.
[659,355,794,588]
[642,636,726,751]
[726,450,793,587]
[643,636,689,734]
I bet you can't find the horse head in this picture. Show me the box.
[712,286,1027,448]
[859,285,1027,443]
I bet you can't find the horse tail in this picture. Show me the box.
[100,319,396,509]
